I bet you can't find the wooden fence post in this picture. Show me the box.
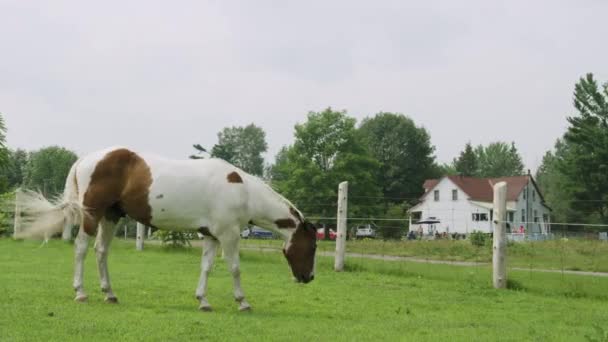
[13,192,22,239]
[334,181,348,272]
[136,223,145,251]
[62,223,72,241]
[492,181,507,289]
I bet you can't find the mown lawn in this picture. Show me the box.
[1,238,608,341]
[242,237,608,273]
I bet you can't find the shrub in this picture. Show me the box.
[152,230,197,248]
[469,231,488,247]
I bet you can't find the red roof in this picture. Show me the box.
[423,175,532,202]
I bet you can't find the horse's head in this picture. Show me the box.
[282,220,317,283]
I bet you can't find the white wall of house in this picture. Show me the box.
[410,178,493,234]
[410,178,551,235]
[512,182,551,234]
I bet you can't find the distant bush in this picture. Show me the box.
[153,230,197,248]
[469,231,488,247]
[0,192,15,237]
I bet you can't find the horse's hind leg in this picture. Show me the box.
[221,235,251,312]
[95,218,118,303]
[196,237,219,311]
[73,228,90,301]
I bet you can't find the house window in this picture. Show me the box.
[472,213,488,221]
[508,212,514,222]
[534,210,538,222]
[523,190,526,200]
[521,209,526,223]
[452,189,458,201]
[434,190,439,201]
[543,214,549,222]
[533,190,536,202]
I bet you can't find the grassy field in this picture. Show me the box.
[241,237,608,273]
[2,238,608,341]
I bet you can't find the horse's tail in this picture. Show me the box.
[14,160,84,239]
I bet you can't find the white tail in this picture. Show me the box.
[13,189,83,239]
[13,160,83,239]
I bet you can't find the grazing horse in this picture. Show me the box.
[15,147,317,311]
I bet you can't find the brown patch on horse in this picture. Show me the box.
[227,171,243,183]
[275,218,296,228]
[82,149,153,235]
[198,226,217,240]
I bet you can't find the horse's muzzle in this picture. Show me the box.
[297,274,314,284]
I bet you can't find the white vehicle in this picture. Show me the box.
[355,223,378,239]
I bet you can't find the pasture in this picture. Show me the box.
[1,239,608,341]
[242,238,608,273]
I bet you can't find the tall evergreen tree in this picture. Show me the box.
[559,73,608,222]
[453,142,478,176]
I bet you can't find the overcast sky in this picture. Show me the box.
[1,0,606,172]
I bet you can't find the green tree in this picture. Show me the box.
[535,140,584,226]
[0,114,8,169]
[23,146,78,197]
[358,113,437,204]
[189,144,208,159]
[436,163,458,176]
[558,73,608,223]
[272,108,382,218]
[475,142,524,178]
[0,149,28,193]
[453,142,478,176]
[211,124,267,176]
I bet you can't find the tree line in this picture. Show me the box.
[0,72,605,236]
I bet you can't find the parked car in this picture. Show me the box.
[316,228,337,240]
[241,226,274,239]
[354,223,378,239]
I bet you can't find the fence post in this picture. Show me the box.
[136,223,145,251]
[62,223,72,241]
[492,181,507,289]
[334,181,348,272]
[13,192,22,238]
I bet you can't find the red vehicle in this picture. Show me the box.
[316,228,337,240]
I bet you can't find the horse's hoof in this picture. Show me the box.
[105,297,119,304]
[238,300,252,312]
[74,294,88,302]
[199,305,213,312]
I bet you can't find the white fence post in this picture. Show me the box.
[62,222,72,241]
[334,181,348,272]
[492,181,507,289]
[136,223,145,251]
[13,192,22,238]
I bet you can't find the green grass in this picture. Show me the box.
[2,238,608,341]
[242,238,608,273]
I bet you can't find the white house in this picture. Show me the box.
[408,175,551,235]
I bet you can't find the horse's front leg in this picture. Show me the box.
[196,237,219,311]
[221,236,251,312]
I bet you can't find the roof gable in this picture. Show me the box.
[422,175,531,202]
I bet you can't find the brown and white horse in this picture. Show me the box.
[15,147,317,311]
